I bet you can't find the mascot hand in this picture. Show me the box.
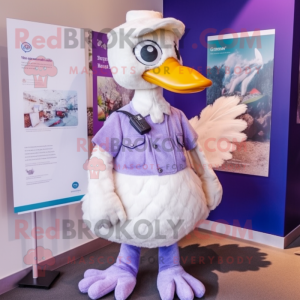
[200,171,223,210]
[190,145,223,210]
[82,192,126,235]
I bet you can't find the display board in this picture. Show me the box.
[207,30,275,177]
[7,19,88,213]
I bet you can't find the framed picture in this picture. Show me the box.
[207,30,275,177]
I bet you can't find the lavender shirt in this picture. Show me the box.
[92,102,198,176]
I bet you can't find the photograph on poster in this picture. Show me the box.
[23,90,78,128]
[96,77,134,121]
[92,31,135,134]
[207,30,275,177]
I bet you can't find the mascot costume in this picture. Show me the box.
[79,10,247,300]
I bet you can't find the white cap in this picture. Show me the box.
[109,10,185,39]
[126,10,163,22]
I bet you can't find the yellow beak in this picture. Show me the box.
[142,57,212,94]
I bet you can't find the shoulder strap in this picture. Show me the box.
[116,110,134,119]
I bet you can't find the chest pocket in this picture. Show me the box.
[149,133,176,174]
[120,135,146,169]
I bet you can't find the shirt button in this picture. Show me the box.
[153,144,158,149]
[158,168,163,173]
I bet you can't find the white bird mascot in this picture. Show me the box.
[79,10,247,300]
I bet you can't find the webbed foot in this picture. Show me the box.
[79,265,136,300]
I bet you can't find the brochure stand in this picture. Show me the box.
[18,212,60,289]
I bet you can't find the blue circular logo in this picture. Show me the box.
[72,182,79,189]
[21,42,32,53]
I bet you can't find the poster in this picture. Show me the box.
[7,19,88,213]
[207,30,275,177]
[92,31,134,135]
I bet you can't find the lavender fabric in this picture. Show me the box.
[79,243,205,300]
[78,244,141,300]
[158,243,205,300]
[92,102,198,176]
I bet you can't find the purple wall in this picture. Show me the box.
[164,0,296,236]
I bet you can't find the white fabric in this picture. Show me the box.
[82,147,126,235]
[131,87,171,123]
[189,146,223,210]
[108,10,185,39]
[100,167,209,248]
[126,10,162,22]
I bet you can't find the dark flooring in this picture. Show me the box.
[1,231,300,300]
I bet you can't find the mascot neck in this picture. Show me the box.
[131,87,171,124]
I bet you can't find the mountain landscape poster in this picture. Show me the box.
[207,30,275,177]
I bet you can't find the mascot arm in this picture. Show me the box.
[188,145,223,210]
[82,146,126,234]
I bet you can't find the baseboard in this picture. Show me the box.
[0,266,32,296]
[197,220,300,249]
[0,238,111,296]
[284,224,300,248]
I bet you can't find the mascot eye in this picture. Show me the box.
[134,40,162,66]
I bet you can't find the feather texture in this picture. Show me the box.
[189,96,247,167]
[93,168,209,248]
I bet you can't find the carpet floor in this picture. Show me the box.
[1,229,300,300]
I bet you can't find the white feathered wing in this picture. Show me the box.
[187,96,247,210]
[189,96,247,168]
